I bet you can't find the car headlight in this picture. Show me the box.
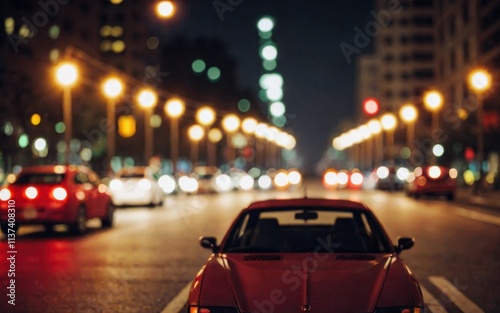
[138,178,152,191]
[375,307,423,313]
[189,306,239,313]
[109,179,123,191]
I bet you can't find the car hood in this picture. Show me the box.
[218,253,393,313]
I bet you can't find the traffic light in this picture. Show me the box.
[363,98,379,116]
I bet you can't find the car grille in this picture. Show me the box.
[335,254,376,261]
[243,254,284,261]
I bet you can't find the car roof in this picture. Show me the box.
[244,198,369,212]
[117,166,148,173]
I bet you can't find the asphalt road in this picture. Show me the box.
[1,180,499,313]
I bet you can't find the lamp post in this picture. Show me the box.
[468,68,492,184]
[207,128,223,166]
[164,98,185,172]
[424,90,443,164]
[187,124,204,165]
[399,103,418,156]
[102,77,123,174]
[55,62,78,165]
[137,88,158,165]
[357,125,371,171]
[242,117,258,166]
[367,119,382,168]
[221,114,241,165]
[380,113,398,166]
[196,106,216,165]
[254,123,268,168]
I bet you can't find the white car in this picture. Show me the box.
[109,166,163,207]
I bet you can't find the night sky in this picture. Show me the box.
[161,0,375,173]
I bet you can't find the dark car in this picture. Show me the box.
[188,198,423,313]
[0,165,114,235]
[375,166,406,191]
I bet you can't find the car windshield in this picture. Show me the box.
[222,207,392,254]
[119,173,145,179]
[13,173,65,184]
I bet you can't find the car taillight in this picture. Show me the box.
[52,187,68,201]
[24,186,38,199]
[0,188,11,201]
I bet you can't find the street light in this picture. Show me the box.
[137,88,158,164]
[399,103,418,156]
[468,68,492,185]
[196,106,216,165]
[380,113,398,166]
[423,89,443,129]
[164,98,185,172]
[423,90,443,164]
[102,77,123,174]
[367,119,382,167]
[222,114,241,165]
[187,124,204,165]
[55,62,78,164]
[358,125,371,171]
[208,128,223,166]
[156,1,175,18]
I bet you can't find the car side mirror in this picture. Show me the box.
[395,237,414,253]
[200,236,218,253]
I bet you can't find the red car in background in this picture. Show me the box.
[405,165,457,201]
[0,165,114,235]
[188,198,423,313]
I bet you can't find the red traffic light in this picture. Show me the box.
[363,98,379,116]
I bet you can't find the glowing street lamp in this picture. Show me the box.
[156,1,175,18]
[55,62,78,164]
[381,113,398,166]
[468,68,492,183]
[399,103,418,155]
[137,88,158,164]
[102,77,123,173]
[187,124,204,165]
[164,98,185,172]
[424,90,443,129]
[423,90,443,164]
[241,117,258,135]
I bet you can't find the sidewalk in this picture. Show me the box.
[455,188,500,210]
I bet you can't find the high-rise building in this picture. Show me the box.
[434,0,500,167]
[0,0,158,168]
[370,0,435,113]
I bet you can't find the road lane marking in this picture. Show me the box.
[162,282,192,313]
[455,208,500,226]
[428,276,484,313]
[421,286,448,313]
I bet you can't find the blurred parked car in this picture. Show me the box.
[109,166,163,207]
[406,165,457,201]
[0,165,114,235]
[189,198,423,312]
[192,166,220,193]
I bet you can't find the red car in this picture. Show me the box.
[405,165,457,201]
[0,165,114,235]
[189,198,423,313]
